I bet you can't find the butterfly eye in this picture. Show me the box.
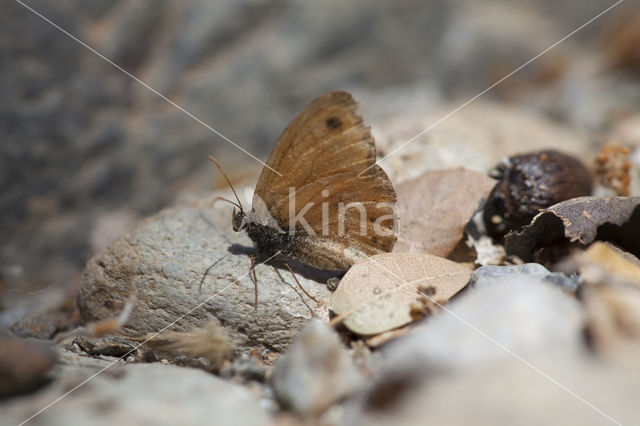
[232,208,241,232]
[231,208,248,232]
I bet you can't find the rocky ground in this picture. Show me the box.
[3,1,640,425]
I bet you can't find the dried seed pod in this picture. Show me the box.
[483,150,592,238]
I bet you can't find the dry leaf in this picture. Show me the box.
[330,253,471,335]
[394,168,496,257]
[505,196,640,262]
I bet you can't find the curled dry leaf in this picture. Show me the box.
[393,168,496,256]
[505,196,640,262]
[330,253,471,335]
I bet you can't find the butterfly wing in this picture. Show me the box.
[253,91,397,270]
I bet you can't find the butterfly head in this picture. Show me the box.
[208,156,250,233]
[232,208,248,232]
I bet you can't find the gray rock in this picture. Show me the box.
[345,355,640,426]
[340,278,640,426]
[381,277,584,373]
[272,319,362,417]
[469,263,580,292]
[77,197,332,352]
[220,353,271,383]
[1,350,270,426]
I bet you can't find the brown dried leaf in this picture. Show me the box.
[505,196,640,262]
[330,253,471,335]
[394,168,496,257]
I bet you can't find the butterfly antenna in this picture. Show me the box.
[208,156,244,212]
[210,196,242,210]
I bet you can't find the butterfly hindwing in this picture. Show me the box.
[252,91,397,270]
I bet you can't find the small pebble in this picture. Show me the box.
[271,320,362,416]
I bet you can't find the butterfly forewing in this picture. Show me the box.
[253,91,397,269]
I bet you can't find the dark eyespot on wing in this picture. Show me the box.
[325,117,342,129]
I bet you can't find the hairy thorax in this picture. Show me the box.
[245,222,298,259]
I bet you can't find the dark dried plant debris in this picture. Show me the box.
[483,150,592,239]
[505,196,640,262]
[72,335,138,358]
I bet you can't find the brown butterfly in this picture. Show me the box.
[212,91,398,280]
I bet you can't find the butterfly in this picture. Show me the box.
[213,91,398,276]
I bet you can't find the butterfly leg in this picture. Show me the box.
[199,255,228,292]
[249,253,259,309]
[283,262,318,304]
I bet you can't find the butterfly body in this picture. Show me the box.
[226,91,398,272]
[241,219,295,261]
[233,210,360,271]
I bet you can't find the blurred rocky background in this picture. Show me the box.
[2,0,640,300]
